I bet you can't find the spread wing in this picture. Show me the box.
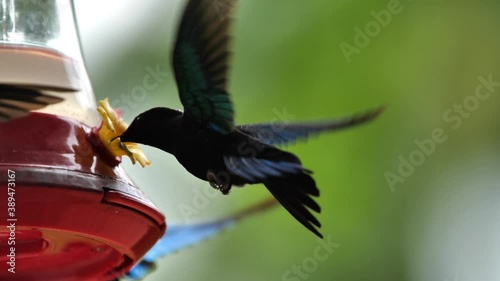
[172,0,236,134]
[238,107,385,146]
[0,84,68,122]
[124,198,279,280]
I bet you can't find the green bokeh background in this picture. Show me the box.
[75,0,500,280]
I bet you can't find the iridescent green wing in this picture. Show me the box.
[172,0,236,134]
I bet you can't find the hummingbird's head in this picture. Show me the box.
[119,107,182,147]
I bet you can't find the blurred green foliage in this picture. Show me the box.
[80,0,500,280]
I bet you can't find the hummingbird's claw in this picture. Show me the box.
[207,170,231,195]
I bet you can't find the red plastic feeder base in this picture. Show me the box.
[0,113,166,281]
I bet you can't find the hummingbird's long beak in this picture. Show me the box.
[111,129,130,143]
[110,135,121,143]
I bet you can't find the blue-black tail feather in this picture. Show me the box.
[224,134,323,237]
[264,172,323,238]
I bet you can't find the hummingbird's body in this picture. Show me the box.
[128,108,232,184]
[119,0,384,238]
[123,107,306,190]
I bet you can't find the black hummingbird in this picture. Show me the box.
[118,0,383,238]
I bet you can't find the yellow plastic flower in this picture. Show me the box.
[96,98,151,167]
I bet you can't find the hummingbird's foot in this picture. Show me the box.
[207,170,231,195]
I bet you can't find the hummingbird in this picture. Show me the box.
[118,0,384,238]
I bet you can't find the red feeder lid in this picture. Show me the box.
[0,113,166,280]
